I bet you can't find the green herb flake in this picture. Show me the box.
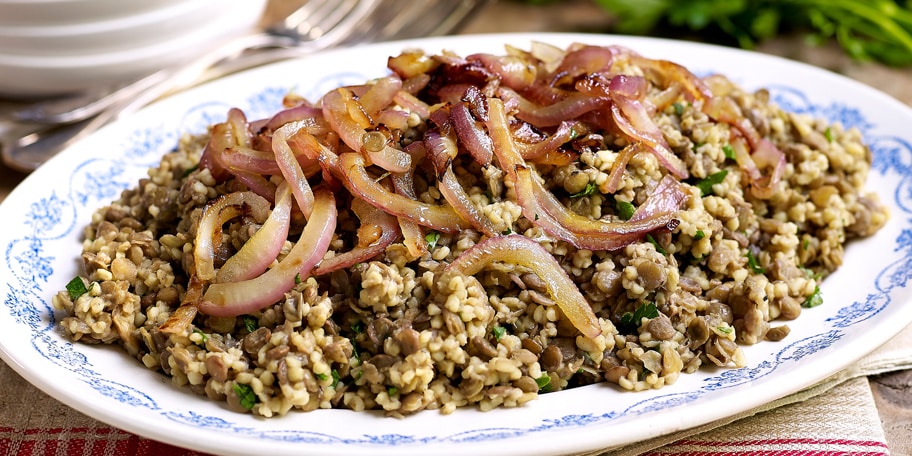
[802,286,824,308]
[536,374,553,393]
[694,170,728,196]
[315,372,328,382]
[646,234,667,255]
[722,144,736,160]
[616,200,635,220]
[182,164,199,177]
[65,276,89,300]
[824,127,834,143]
[746,250,765,274]
[672,102,685,116]
[233,383,257,410]
[569,181,597,199]
[492,325,506,341]
[716,325,733,335]
[331,369,341,388]
[693,230,705,241]
[192,328,209,346]
[387,386,399,396]
[294,273,302,285]
[425,231,441,250]
[243,315,258,333]
[351,321,364,334]
[619,302,660,333]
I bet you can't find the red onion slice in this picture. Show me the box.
[445,234,602,338]
[338,152,469,233]
[313,198,401,275]
[198,187,337,317]
[273,121,316,218]
[194,191,271,281]
[215,183,293,283]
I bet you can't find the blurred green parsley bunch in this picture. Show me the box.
[586,0,912,66]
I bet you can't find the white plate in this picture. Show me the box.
[1,33,911,456]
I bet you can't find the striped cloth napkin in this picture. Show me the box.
[2,324,910,455]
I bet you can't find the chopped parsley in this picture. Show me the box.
[492,325,506,341]
[294,273,302,284]
[233,383,256,410]
[65,276,89,300]
[694,170,728,196]
[802,286,824,308]
[646,233,667,255]
[192,328,209,346]
[619,302,659,333]
[536,374,553,393]
[693,230,705,241]
[425,231,441,250]
[824,127,834,143]
[182,164,199,177]
[331,369,341,388]
[616,200,635,220]
[387,386,399,396]
[672,102,685,116]
[716,325,733,335]
[243,315,258,333]
[315,372,328,382]
[569,181,597,198]
[746,250,765,274]
[722,144,736,160]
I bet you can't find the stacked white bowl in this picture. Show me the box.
[0,0,268,98]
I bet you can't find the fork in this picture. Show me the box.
[3,0,488,172]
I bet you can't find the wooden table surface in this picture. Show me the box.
[0,0,910,452]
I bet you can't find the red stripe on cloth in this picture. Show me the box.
[670,438,890,449]
[0,426,214,456]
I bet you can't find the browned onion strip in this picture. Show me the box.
[263,104,329,134]
[390,164,429,259]
[499,87,608,127]
[198,187,337,317]
[215,183,293,283]
[485,98,526,178]
[338,152,470,233]
[359,76,402,118]
[587,73,689,179]
[441,167,499,237]
[604,142,641,194]
[444,234,601,338]
[514,165,682,251]
[323,87,412,173]
[516,120,585,160]
[550,44,617,87]
[704,95,786,199]
[273,121,316,218]
[313,198,401,275]
[629,54,713,104]
[194,191,271,281]
[450,101,494,166]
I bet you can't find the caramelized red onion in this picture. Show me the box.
[444,234,601,338]
[198,188,337,317]
[312,198,401,275]
[337,152,469,233]
[215,183,293,283]
[193,191,271,281]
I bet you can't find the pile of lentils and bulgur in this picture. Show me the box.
[53,42,888,417]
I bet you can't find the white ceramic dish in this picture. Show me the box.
[1,33,911,456]
[0,0,266,97]
[0,0,193,27]
[0,0,249,56]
